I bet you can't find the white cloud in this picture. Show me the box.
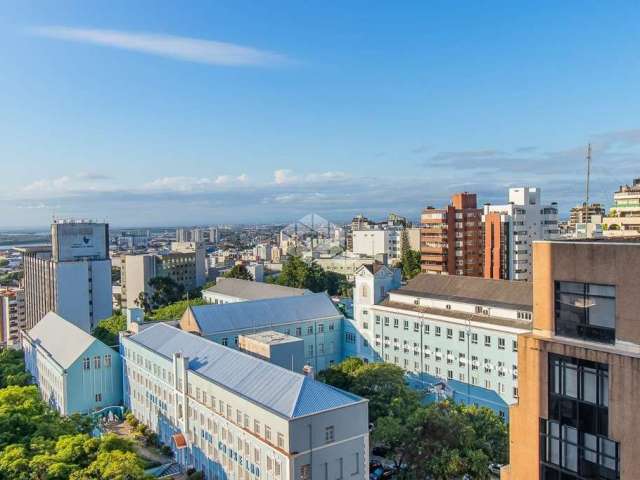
[29,26,290,67]
[143,174,249,192]
[22,176,72,192]
[274,169,297,185]
[273,169,349,185]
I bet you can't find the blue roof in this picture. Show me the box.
[189,292,342,336]
[127,323,363,419]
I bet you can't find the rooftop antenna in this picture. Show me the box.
[584,143,592,222]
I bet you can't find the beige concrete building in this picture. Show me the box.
[603,178,640,236]
[502,239,640,480]
[0,288,26,348]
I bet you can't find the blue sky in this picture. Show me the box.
[1,1,639,228]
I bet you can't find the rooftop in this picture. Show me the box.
[241,330,302,345]
[26,312,100,369]
[379,299,531,330]
[188,292,342,336]
[395,273,533,310]
[204,277,308,300]
[127,323,364,419]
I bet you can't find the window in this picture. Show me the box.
[423,324,430,335]
[498,338,506,350]
[277,433,284,449]
[254,420,260,434]
[555,282,616,344]
[384,317,389,326]
[307,325,313,335]
[446,328,453,339]
[512,340,518,352]
[265,426,271,441]
[93,356,101,369]
[375,315,381,325]
[296,327,302,336]
[95,393,102,402]
[393,318,399,328]
[318,323,324,333]
[83,357,90,370]
[345,332,356,344]
[325,426,334,443]
[104,354,112,368]
[471,355,478,370]
[300,464,311,480]
[221,337,228,346]
[471,333,478,344]
[435,326,441,336]
[484,335,491,347]
[414,322,420,332]
[458,330,465,341]
[403,320,409,330]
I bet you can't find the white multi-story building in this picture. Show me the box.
[351,228,403,263]
[20,221,112,332]
[483,187,559,281]
[121,323,369,480]
[350,265,532,419]
[0,288,26,348]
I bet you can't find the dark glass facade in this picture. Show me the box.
[555,282,616,344]
[540,355,619,479]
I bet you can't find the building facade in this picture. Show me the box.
[121,243,206,309]
[0,288,26,348]
[180,293,344,372]
[352,265,532,418]
[420,192,483,276]
[502,240,640,480]
[121,323,369,480]
[603,178,640,236]
[568,203,605,229]
[351,228,403,263]
[22,311,122,415]
[20,221,112,332]
[483,187,559,281]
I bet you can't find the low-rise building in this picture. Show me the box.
[180,293,344,371]
[203,278,308,304]
[352,265,532,418]
[0,288,26,348]
[238,331,305,373]
[120,323,369,480]
[502,239,640,480]
[21,311,122,415]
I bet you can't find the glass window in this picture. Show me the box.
[555,281,616,344]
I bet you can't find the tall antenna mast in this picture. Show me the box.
[584,143,592,222]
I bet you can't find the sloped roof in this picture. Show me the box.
[189,292,342,336]
[26,312,98,369]
[396,274,533,310]
[204,278,308,300]
[128,323,363,419]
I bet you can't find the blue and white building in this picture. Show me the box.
[180,293,344,371]
[21,311,122,415]
[121,323,369,480]
[351,265,532,418]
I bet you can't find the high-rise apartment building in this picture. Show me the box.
[420,192,483,276]
[208,227,219,244]
[176,228,190,242]
[0,288,26,348]
[603,178,640,236]
[568,203,605,228]
[502,239,640,479]
[483,187,559,281]
[121,242,206,309]
[20,221,112,332]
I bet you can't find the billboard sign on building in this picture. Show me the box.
[52,223,109,261]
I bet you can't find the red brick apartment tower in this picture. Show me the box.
[484,211,508,280]
[420,192,483,276]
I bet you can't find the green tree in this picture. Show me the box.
[148,298,207,322]
[0,259,8,268]
[92,313,126,348]
[0,349,31,388]
[134,291,152,314]
[74,450,146,480]
[148,276,185,308]
[223,264,254,281]
[111,266,121,283]
[374,401,506,480]
[318,358,417,423]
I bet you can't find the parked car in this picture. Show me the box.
[488,463,503,475]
